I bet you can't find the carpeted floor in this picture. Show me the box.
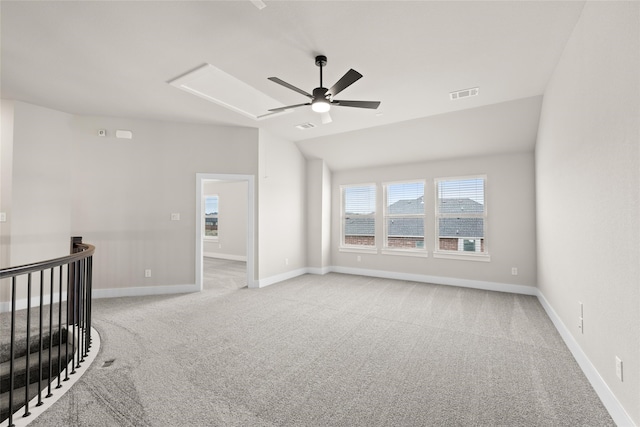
[11,268,614,426]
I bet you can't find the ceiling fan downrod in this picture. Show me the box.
[315,55,327,89]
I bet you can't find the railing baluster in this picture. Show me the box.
[37,271,44,406]
[24,273,32,418]
[70,261,77,374]
[47,267,54,398]
[79,258,84,363]
[86,256,92,353]
[9,277,17,427]
[86,255,93,351]
[57,265,63,389]
[64,262,70,382]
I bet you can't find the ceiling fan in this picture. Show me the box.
[268,55,380,123]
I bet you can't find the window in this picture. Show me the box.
[435,176,487,258]
[383,181,426,251]
[204,195,219,238]
[341,184,376,248]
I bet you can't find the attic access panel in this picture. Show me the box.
[169,64,290,120]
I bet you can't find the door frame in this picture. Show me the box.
[196,173,256,290]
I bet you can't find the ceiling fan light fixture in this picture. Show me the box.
[311,98,331,113]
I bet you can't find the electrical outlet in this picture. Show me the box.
[616,356,623,381]
[170,213,180,221]
[285,258,289,265]
[145,269,151,278]
[511,267,518,276]
[0,212,6,222]
[578,302,584,334]
[357,255,362,262]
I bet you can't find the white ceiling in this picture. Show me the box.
[1,1,585,169]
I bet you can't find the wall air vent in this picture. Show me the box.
[295,122,316,130]
[450,87,479,101]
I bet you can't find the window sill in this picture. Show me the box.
[433,251,490,262]
[381,249,428,258]
[204,236,219,242]
[339,246,378,254]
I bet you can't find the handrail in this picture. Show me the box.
[1,238,95,427]
[0,243,95,280]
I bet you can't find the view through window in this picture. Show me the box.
[435,177,486,254]
[341,184,376,247]
[204,195,219,238]
[384,181,425,250]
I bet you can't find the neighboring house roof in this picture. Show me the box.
[344,197,484,238]
[387,196,425,215]
[439,198,484,214]
[344,217,375,236]
[438,218,484,238]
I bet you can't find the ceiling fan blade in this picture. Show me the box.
[321,111,332,124]
[268,77,313,98]
[268,102,311,112]
[332,100,381,109]
[327,69,363,97]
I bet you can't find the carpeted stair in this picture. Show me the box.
[0,328,75,423]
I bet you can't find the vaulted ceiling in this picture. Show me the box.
[1,1,585,169]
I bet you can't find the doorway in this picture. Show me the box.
[195,173,256,290]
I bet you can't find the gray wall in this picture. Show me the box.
[331,151,537,288]
[0,100,259,302]
[535,2,639,424]
[306,159,332,271]
[203,180,247,260]
[69,115,258,291]
[0,101,74,303]
[257,129,307,282]
[0,100,15,274]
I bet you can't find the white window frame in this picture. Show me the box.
[203,194,219,241]
[382,180,427,257]
[340,183,378,253]
[434,175,490,262]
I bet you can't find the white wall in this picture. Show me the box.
[306,159,332,272]
[535,2,639,425]
[0,100,15,303]
[9,102,73,269]
[257,129,306,284]
[331,152,537,289]
[0,100,15,272]
[0,100,260,304]
[203,180,247,260]
[69,115,258,293]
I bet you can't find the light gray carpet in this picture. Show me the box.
[15,272,613,426]
[203,258,246,292]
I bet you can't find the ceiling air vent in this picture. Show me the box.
[450,87,479,101]
[295,122,317,130]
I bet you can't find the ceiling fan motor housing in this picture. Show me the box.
[313,87,329,100]
[315,55,327,67]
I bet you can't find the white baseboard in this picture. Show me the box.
[204,253,247,262]
[536,290,635,427]
[306,266,332,275]
[328,266,537,296]
[255,268,308,289]
[92,284,199,299]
